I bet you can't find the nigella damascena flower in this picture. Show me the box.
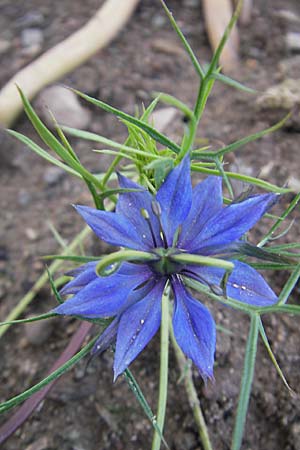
[54,156,278,380]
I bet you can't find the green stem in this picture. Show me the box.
[152,286,170,450]
[169,319,213,450]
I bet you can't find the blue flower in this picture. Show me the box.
[54,156,278,380]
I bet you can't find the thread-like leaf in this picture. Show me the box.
[72,89,181,154]
[231,314,259,450]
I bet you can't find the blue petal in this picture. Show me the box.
[156,154,192,245]
[116,174,161,249]
[75,205,148,250]
[53,263,152,318]
[172,279,216,380]
[186,260,278,307]
[189,193,277,252]
[91,318,119,357]
[113,279,166,379]
[60,261,98,296]
[178,176,223,249]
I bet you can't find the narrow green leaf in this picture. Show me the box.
[63,126,155,156]
[48,109,80,163]
[266,242,300,253]
[277,263,300,305]
[259,193,300,247]
[94,147,160,160]
[124,369,169,449]
[72,89,181,154]
[195,115,289,159]
[212,72,256,94]
[98,187,143,202]
[17,87,102,188]
[141,95,161,121]
[42,255,99,263]
[257,304,300,315]
[215,157,234,198]
[7,130,80,178]
[160,0,204,79]
[258,318,293,392]
[0,313,56,327]
[231,313,259,450]
[46,266,63,304]
[153,92,195,120]
[191,165,290,193]
[47,221,67,249]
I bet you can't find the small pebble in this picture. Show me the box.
[151,14,167,29]
[275,9,300,24]
[0,39,10,55]
[18,189,32,206]
[24,316,53,346]
[43,166,65,186]
[35,85,91,129]
[183,0,199,7]
[25,227,38,241]
[21,28,44,56]
[285,32,300,52]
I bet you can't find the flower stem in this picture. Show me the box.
[169,319,213,450]
[151,285,170,450]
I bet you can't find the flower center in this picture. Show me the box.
[150,247,181,275]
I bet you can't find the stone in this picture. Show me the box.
[0,39,10,55]
[18,189,32,206]
[21,28,44,56]
[183,0,199,7]
[35,85,91,129]
[25,227,38,241]
[151,38,187,57]
[24,316,53,346]
[274,9,300,24]
[257,78,300,110]
[43,166,65,186]
[279,55,300,78]
[285,32,300,52]
[151,14,166,29]
[150,107,178,133]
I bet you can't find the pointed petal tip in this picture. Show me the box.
[113,365,123,383]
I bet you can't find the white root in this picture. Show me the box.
[0,0,140,127]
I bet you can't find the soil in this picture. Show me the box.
[1,1,300,449]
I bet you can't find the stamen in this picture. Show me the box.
[172,224,182,248]
[182,269,224,296]
[140,208,157,247]
[151,200,168,249]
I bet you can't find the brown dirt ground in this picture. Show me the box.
[1,0,300,449]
